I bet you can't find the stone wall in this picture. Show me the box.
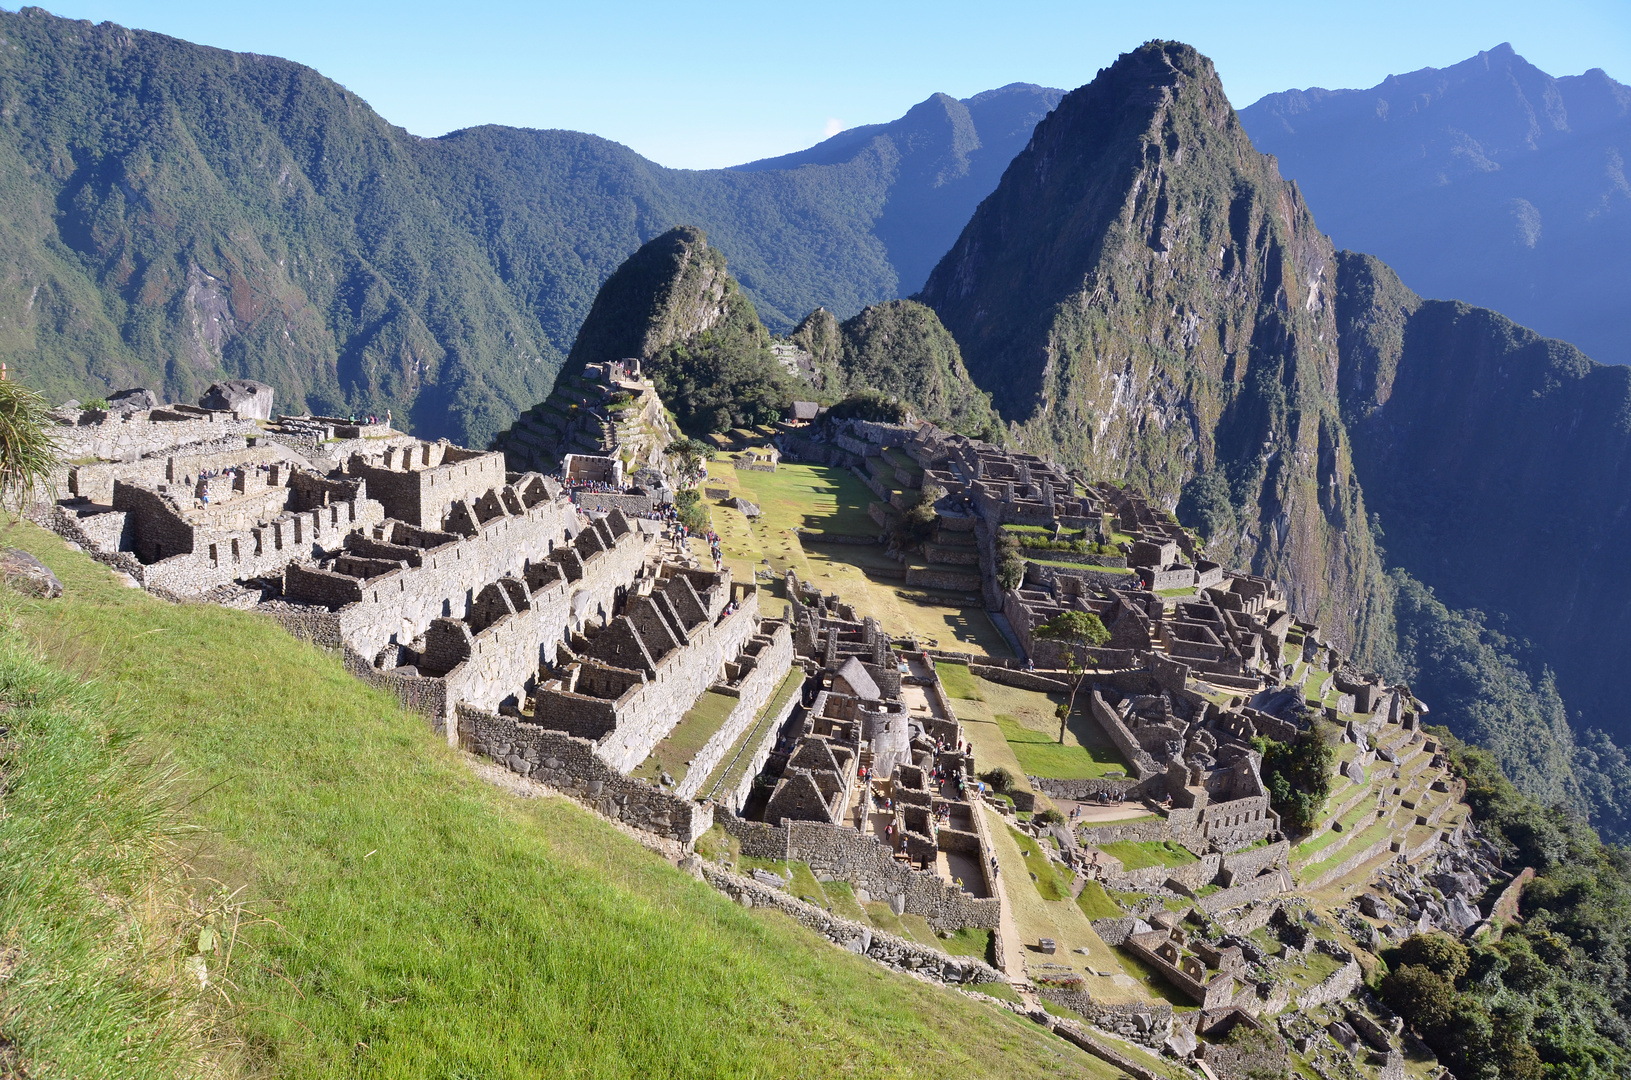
[316,496,593,662]
[674,625,795,800]
[1220,840,1290,885]
[1297,959,1363,1010]
[714,815,999,931]
[1197,869,1293,914]
[349,445,507,529]
[787,820,1000,931]
[54,410,261,464]
[695,862,1002,986]
[1034,775,1155,801]
[1089,691,1161,779]
[903,565,982,592]
[458,704,713,843]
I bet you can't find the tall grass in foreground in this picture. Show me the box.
[0,611,237,1078]
[0,524,1116,1080]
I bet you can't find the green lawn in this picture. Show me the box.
[727,461,881,537]
[996,714,1130,780]
[1296,820,1396,885]
[1075,881,1125,920]
[1007,827,1073,901]
[1096,841,1199,871]
[936,661,985,700]
[0,523,1114,1080]
[629,689,740,784]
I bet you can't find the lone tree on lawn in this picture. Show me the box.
[1033,610,1110,744]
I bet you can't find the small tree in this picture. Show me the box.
[1034,610,1110,743]
[995,530,1026,591]
[892,482,944,550]
[0,381,59,519]
[665,437,715,485]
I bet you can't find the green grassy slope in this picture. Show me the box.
[0,522,1113,1079]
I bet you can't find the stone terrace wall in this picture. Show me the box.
[55,411,261,463]
[1196,868,1293,914]
[1220,840,1290,884]
[713,815,999,931]
[458,704,713,843]
[675,624,794,800]
[323,496,590,661]
[787,820,999,931]
[594,595,765,774]
[696,862,1002,987]
[1297,959,1363,1009]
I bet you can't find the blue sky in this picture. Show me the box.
[24,0,1631,169]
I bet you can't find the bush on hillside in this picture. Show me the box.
[827,390,908,424]
[1250,731,1333,831]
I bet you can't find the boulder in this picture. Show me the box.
[198,379,274,420]
[106,387,158,413]
[1431,870,1479,897]
[751,869,788,890]
[1164,1024,1199,1058]
[0,548,62,599]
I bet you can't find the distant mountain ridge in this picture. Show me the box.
[734,84,1065,296]
[1241,43,1631,364]
[0,6,1061,444]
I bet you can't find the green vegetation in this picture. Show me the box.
[1034,610,1111,743]
[995,714,1128,779]
[728,461,880,537]
[1075,881,1125,920]
[937,662,985,701]
[675,488,711,533]
[0,381,59,513]
[1371,733,1631,1077]
[1253,730,1335,831]
[1390,570,1631,840]
[0,525,1110,1078]
[564,226,796,435]
[827,389,909,424]
[996,529,1026,591]
[0,613,227,1076]
[892,482,945,549]
[0,11,1065,447]
[1006,827,1074,901]
[822,300,1000,438]
[1097,841,1198,871]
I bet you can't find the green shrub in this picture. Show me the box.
[979,767,1015,794]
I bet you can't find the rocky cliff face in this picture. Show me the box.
[1335,252,1631,743]
[919,42,1389,656]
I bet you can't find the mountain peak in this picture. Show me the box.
[920,40,1385,651]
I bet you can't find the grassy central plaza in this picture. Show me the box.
[696,460,1012,657]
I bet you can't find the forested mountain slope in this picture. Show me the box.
[919,40,1631,836]
[1242,44,1631,365]
[0,7,1058,444]
[918,40,1392,665]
